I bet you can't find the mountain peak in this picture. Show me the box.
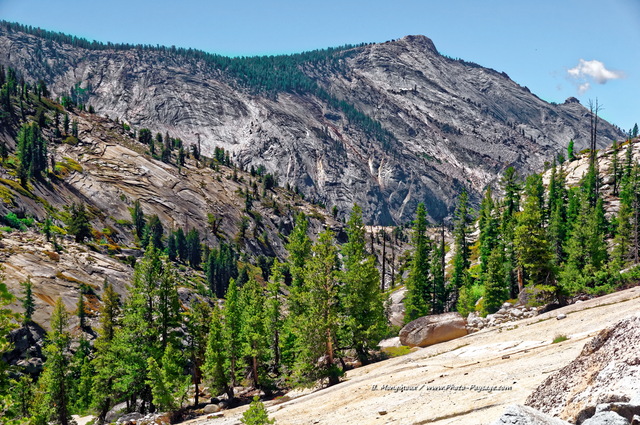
[398,34,438,53]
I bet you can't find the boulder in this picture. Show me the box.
[203,404,221,414]
[491,404,570,424]
[581,411,629,425]
[399,312,467,348]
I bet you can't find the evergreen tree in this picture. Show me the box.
[166,231,177,261]
[76,293,86,329]
[293,230,341,386]
[184,301,210,406]
[68,203,92,243]
[131,200,146,240]
[514,178,554,291]
[340,205,386,363]
[146,343,189,411]
[223,279,243,389]
[203,304,233,400]
[478,188,499,283]
[91,283,121,421]
[33,298,72,425]
[451,191,473,306]
[240,396,276,425]
[483,246,509,313]
[265,261,284,376]
[240,278,268,389]
[175,228,187,262]
[146,214,164,249]
[404,203,433,321]
[286,213,311,289]
[567,139,575,161]
[21,278,35,324]
[0,267,17,415]
[186,228,202,268]
[63,113,69,135]
[16,122,47,185]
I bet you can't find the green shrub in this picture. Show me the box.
[552,334,568,344]
[241,396,275,425]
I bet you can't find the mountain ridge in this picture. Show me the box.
[0,22,626,224]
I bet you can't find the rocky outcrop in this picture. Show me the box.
[399,312,467,347]
[467,302,539,332]
[526,314,640,423]
[491,404,570,425]
[0,25,625,224]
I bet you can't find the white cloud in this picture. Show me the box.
[578,82,591,94]
[568,59,624,85]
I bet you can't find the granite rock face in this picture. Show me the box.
[526,314,640,423]
[0,27,625,223]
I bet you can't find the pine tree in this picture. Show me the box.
[265,261,284,376]
[146,214,164,249]
[340,205,386,363]
[76,292,86,329]
[131,200,146,240]
[483,246,509,313]
[240,278,268,389]
[146,343,189,411]
[294,230,341,386]
[21,278,35,324]
[0,266,17,409]
[91,283,121,421]
[567,139,575,161]
[186,228,202,268]
[240,396,276,425]
[166,231,177,261]
[404,203,432,321]
[451,191,473,306]
[33,298,72,425]
[514,177,554,292]
[203,304,233,400]
[223,278,243,388]
[184,301,210,406]
[175,227,187,263]
[286,213,311,289]
[68,203,92,243]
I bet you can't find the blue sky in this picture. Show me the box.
[1,0,638,132]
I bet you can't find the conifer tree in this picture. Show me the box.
[186,228,202,268]
[223,279,242,388]
[146,343,189,411]
[340,205,386,363]
[404,203,432,321]
[265,261,284,376]
[91,283,120,421]
[76,292,86,329]
[166,231,177,261]
[451,191,473,306]
[146,214,164,249]
[68,203,92,243]
[21,278,35,324]
[240,278,268,389]
[514,177,554,291]
[184,301,210,406]
[204,304,233,400]
[131,200,146,240]
[286,213,312,289]
[241,396,276,425]
[294,230,341,386]
[483,245,509,313]
[33,298,72,425]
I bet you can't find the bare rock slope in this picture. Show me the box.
[186,286,640,425]
[0,25,625,223]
